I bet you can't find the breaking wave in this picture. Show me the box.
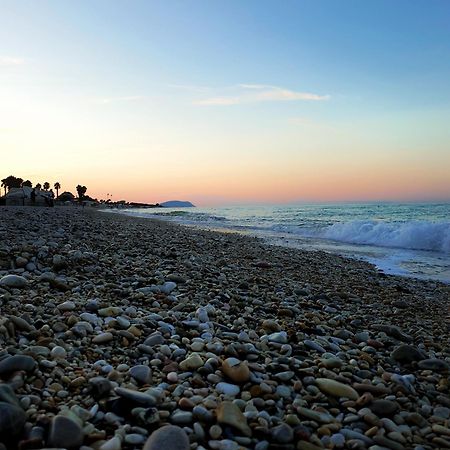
[303,220,450,253]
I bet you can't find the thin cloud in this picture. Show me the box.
[194,84,329,106]
[0,56,25,66]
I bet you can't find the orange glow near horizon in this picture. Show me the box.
[4,153,449,206]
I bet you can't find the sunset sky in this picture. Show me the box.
[1,0,449,205]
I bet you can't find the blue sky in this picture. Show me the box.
[1,0,449,203]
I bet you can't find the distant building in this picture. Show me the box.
[2,187,51,206]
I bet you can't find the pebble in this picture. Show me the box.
[216,382,240,396]
[0,274,27,288]
[0,355,36,375]
[143,425,189,450]
[93,332,114,344]
[221,357,250,383]
[267,331,288,344]
[417,358,450,371]
[48,414,84,448]
[370,399,399,417]
[99,436,122,450]
[114,387,156,406]
[0,401,26,439]
[391,344,425,363]
[216,401,251,437]
[315,378,359,400]
[130,365,152,384]
[271,423,294,443]
[179,353,204,371]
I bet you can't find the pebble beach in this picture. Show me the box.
[0,207,449,450]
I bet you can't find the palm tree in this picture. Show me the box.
[43,182,50,191]
[22,180,32,188]
[35,183,42,190]
[1,178,7,196]
[76,185,87,203]
[54,182,61,198]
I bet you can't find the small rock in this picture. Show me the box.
[267,331,288,344]
[370,399,399,417]
[0,275,27,288]
[391,345,425,363]
[418,358,450,372]
[48,414,84,448]
[0,402,26,439]
[216,401,251,437]
[216,382,240,396]
[130,365,152,385]
[0,355,36,375]
[114,387,156,406]
[221,358,250,383]
[315,378,358,400]
[179,353,203,371]
[92,332,114,344]
[143,425,189,450]
[271,423,293,443]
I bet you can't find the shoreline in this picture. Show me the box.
[0,206,449,449]
[103,207,450,285]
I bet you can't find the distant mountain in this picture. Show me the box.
[160,200,195,208]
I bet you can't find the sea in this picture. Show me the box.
[110,203,450,284]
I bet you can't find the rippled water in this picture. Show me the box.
[109,203,450,283]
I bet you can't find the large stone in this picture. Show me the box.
[143,425,189,450]
[418,358,450,372]
[48,414,84,448]
[0,355,36,375]
[371,324,412,342]
[0,274,27,288]
[179,353,203,371]
[0,402,26,439]
[391,345,425,363]
[8,315,34,332]
[130,365,152,385]
[92,332,114,344]
[114,387,156,406]
[216,401,251,437]
[370,399,399,417]
[316,378,359,400]
[221,357,250,383]
[216,382,240,396]
[160,282,177,294]
[0,384,20,406]
[271,423,294,443]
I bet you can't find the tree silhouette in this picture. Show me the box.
[54,182,61,198]
[76,185,87,203]
[43,182,50,191]
[35,183,42,190]
[1,175,23,194]
[22,180,32,188]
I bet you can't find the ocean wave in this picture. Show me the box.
[152,211,228,223]
[321,220,450,253]
[279,220,450,253]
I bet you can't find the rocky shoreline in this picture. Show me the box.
[0,206,449,450]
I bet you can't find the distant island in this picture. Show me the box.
[160,200,195,208]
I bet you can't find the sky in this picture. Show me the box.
[1,0,449,205]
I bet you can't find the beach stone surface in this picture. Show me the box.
[0,206,449,449]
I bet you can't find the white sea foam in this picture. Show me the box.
[320,220,450,253]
